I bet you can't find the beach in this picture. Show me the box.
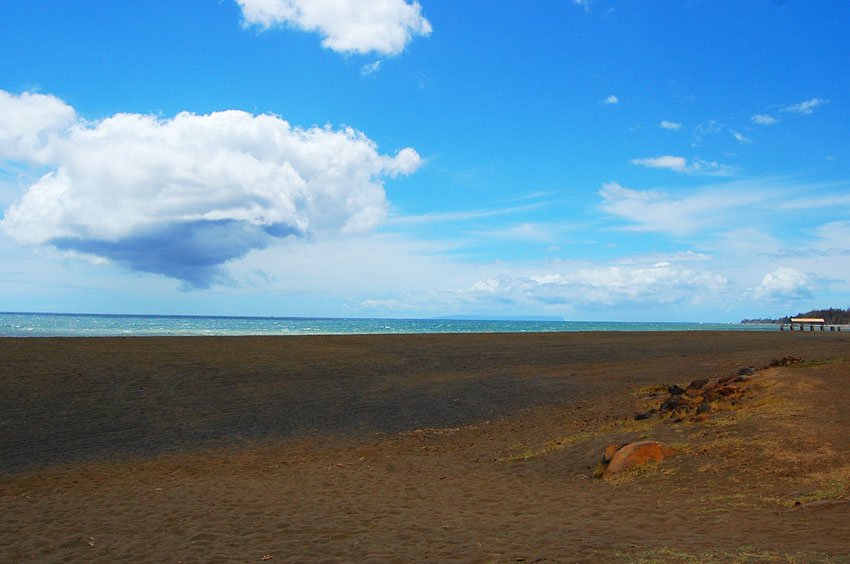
[2,332,850,561]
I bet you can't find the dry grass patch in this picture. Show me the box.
[499,412,663,462]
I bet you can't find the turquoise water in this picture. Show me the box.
[0,312,777,337]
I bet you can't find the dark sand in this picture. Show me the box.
[2,332,850,561]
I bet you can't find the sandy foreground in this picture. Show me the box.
[2,332,850,561]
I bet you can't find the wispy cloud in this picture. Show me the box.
[360,60,382,77]
[813,221,850,251]
[659,120,681,130]
[691,119,725,146]
[751,114,778,125]
[473,223,552,242]
[629,155,734,175]
[386,202,545,226]
[599,181,766,235]
[573,0,592,13]
[782,98,828,115]
[630,155,687,172]
[601,95,619,105]
[731,130,752,144]
[775,191,850,211]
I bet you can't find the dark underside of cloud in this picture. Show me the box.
[51,219,298,289]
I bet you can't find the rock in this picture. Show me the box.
[660,396,684,412]
[702,378,719,392]
[737,366,755,376]
[717,385,738,396]
[603,444,620,463]
[634,411,653,421]
[684,387,702,398]
[696,400,710,414]
[688,378,709,390]
[667,384,685,395]
[603,440,676,478]
[768,356,803,368]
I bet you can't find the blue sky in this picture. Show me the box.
[1,0,849,321]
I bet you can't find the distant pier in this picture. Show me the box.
[780,317,844,332]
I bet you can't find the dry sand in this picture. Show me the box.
[2,332,850,561]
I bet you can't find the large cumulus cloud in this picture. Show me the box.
[0,90,421,288]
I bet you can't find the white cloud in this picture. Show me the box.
[0,90,76,163]
[782,98,828,115]
[599,181,765,235]
[235,0,432,56]
[751,114,777,126]
[458,262,729,309]
[751,267,814,301]
[387,202,544,226]
[630,155,687,172]
[774,190,850,211]
[360,60,382,76]
[629,155,733,175]
[659,120,681,130]
[345,257,731,316]
[601,95,619,105]
[813,221,850,251]
[731,130,752,144]
[0,90,421,288]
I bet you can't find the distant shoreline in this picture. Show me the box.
[0,311,777,337]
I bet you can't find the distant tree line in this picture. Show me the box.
[742,307,850,324]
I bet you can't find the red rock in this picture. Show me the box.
[603,440,676,478]
[717,385,738,396]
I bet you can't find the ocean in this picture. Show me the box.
[0,312,777,337]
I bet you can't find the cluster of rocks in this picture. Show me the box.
[635,365,760,424]
[766,356,803,368]
[597,358,806,480]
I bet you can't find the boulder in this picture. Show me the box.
[603,440,676,478]
[737,366,755,376]
[667,384,685,395]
